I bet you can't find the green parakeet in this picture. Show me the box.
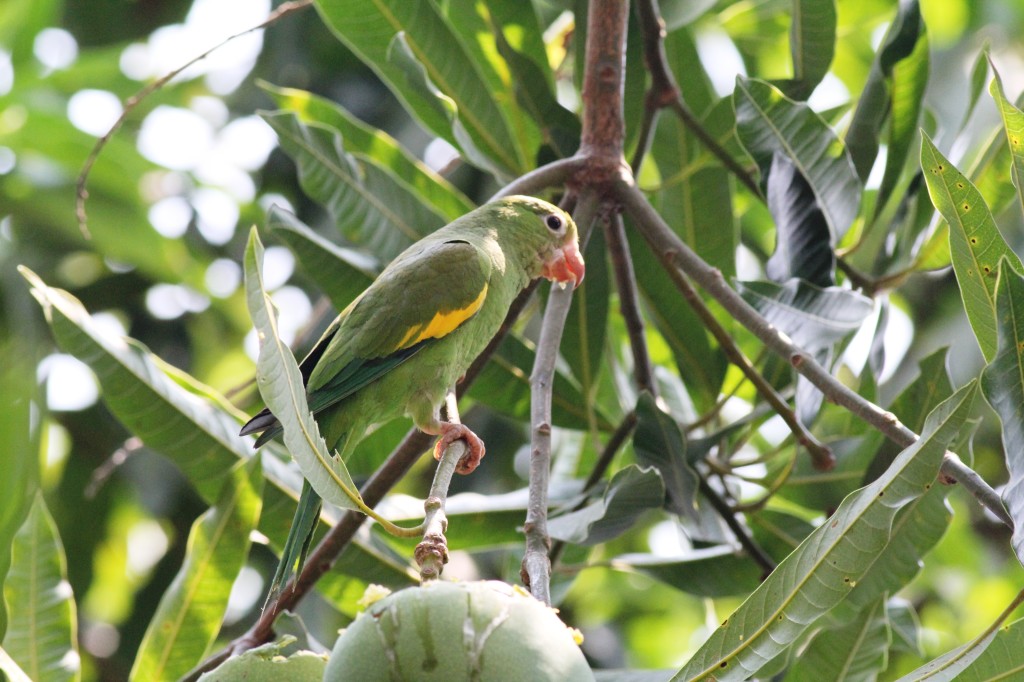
[240,195,584,589]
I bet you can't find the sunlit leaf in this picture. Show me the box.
[921,134,1023,361]
[3,493,79,682]
[980,259,1024,567]
[734,77,861,241]
[562,228,610,407]
[673,382,976,681]
[548,465,665,545]
[130,456,264,682]
[0,645,34,682]
[989,58,1024,216]
[262,110,447,262]
[243,228,362,513]
[262,83,474,220]
[954,616,1024,681]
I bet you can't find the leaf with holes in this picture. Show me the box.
[921,134,1023,361]
[989,58,1024,216]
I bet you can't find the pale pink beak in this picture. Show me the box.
[541,240,585,289]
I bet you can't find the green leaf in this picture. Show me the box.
[3,492,79,682]
[954,617,1024,681]
[467,332,614,431]
[777,0,837,101]
[673,382,977,681]
[921,134,1023,361]
[0,340,38,640]
[262,83,474,220]
[893,614,1004,682]
[129,456,264,682]
[243,228,362,513]
[18,268,413,600]
[267,207,377,311]
[562,227,610,406]
[737,279,873,350]
[632,393,700,522]
[610,546,763,598]
[980,260,1024,567]
[989,58,1024,216]
[547,465,666,545]
[0,645,34,682]
[844,0,924,181]
[262,110,448,262]
[734,77,861,241]
[626,223,727,413]
[313,0,526,175]
[785,596,890,682]
[766,152,835,286]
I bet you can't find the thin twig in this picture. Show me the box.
[75,0,313,237]
[522,192,600,603]
[489,156,587,201]
[414,391,466,581]
[698,477,776,575]
[605,214,657,395]
[617,178,1014,529]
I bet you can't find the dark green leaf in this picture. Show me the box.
[786,596,890,682]
[766,152,835,287]
[734,77,861,241]
[611,546,763,598]
[633,393,700,521]
[738,279,873,350]
[777,0,837,101]
[547,465,665,545]
[562,228,610,406]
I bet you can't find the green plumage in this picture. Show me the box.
[241,195,583,591]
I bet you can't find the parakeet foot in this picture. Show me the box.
[432,423,486,474]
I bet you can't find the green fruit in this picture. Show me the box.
[325,580,594,682]
[197,642,327,682]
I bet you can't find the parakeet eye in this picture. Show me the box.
[545,214,563,231]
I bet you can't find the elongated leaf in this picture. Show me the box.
[626,224,727,412]
[547,465,665,545]
[845,0,924,181]
[262,84,474,220]
[876,20,929,217]
[786,596,890,682]
[921,134,1023,361]
[267,207,377,311]
[611,547,763,598]
[766,152,835,286]
[19,268,415,600]
[738,279,873,349]
[314,0,526,175]
[130,456,264,682]
[778,0,837,100]
[3,493,79,682]
[0,341,37,640]
[673,382,977,682]
[955,616,1024,681]
[244,228,362,513]
[989,59,1024,216]
[894,609,1006,682]
[263,110,447,262]
[633,393,700,522]
[980,260,1024,566]
[734,77,861,241]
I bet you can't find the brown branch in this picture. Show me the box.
[617,178,1014,528]
[632,0,761,198]
[605,214,657,395]
[698,477,776,576]
[75,0,313,237]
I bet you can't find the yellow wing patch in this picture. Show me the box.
[394,283,488,351]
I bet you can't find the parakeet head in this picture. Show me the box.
[490,195,586,289]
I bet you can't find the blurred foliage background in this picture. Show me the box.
[3,0,1024,680]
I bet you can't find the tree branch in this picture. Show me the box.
[617,178,1014,528]
[490,156,587,201]
[522,192,600,604]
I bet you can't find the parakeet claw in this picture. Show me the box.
[433,422,486,474]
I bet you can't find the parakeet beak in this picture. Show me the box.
[542,240,586,289]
